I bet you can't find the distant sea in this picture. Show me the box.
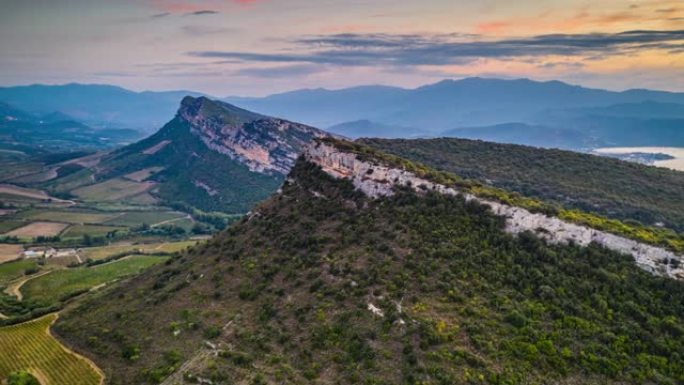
[593,147,684,172]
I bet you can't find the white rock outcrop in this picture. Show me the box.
[305,141,684,280]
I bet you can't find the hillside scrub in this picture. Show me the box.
[55,159,684,385]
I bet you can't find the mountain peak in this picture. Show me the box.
[172,96,331,175]
[178,96,264,126]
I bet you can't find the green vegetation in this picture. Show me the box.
[17,209,116,224]
[61,224,127,238]
[98,114,282,213]
[80,240,198,261]
[0,259,38,287]
[360,137,684,231]
[7,371,40,385]
[104,211,185,227]
[21,255,167,307]
[0,314,102,385]
[56,159,684,385]
[0,220,24,234]
[332,138,684,251]
[72,178,154,202]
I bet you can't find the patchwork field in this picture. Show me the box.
[0,184,71,205]
[104,211,185,227]
[20,255,168,306]
[80,240,198,260]
[5,222,69,238]
[44,169,94,192]
[61,225,126,238]
[0,313,103,385]
[72,178,155,201]
[17,209,117,224]
[0,244,23,264]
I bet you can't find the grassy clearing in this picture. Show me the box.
[0,259,37,287]
[21,255,167,306]
[5,222,69,238]
[0,244,23,264]
[61,225,127,238]
[16,209,117,225]
[104,211,185,227]
[72,178,154,201]
[0,313,103,385]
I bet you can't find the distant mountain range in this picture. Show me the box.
[2,78,684,150]
[0,101,141,153]
[0,83,205,132]
[226,77,684,148]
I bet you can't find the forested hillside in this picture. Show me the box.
[361,138,684,232]
[56,155,684,385]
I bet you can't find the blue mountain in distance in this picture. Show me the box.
[328,119,428,139]
[0,83,207,132]
[225,77,684,149]
[0,101,142,153]
[226,78,684,131]
[2,78,684,150]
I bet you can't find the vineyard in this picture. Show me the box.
[0,313,102,385]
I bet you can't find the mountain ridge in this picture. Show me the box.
[50,96,330,213]
[55,136,684,385]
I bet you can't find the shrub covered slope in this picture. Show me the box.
[360,138,684,232]
[55,157,684,385]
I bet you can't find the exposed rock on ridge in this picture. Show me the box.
[306,141,684,279]
[179,96,329,174]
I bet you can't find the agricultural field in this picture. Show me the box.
[80,240,198,260]
[43,168,94,193]
[61,225,126,238]
[0,184,71,205]
[0,220,24,234]
[16,209,117,224]
[20,255,168,306]
[0,155,45,183]
[71,178,155,202]
[124,166,164,182]
[5,222,68,238]
[0,259,37,287]
[0,313,103,385]
[104,210,186,227]
[0,244,23,264]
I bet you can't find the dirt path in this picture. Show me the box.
[4,270,52,301]
[47,313,106,385]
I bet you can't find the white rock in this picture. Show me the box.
[305,142,684,280]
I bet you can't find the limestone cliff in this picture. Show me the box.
[179,96,329,174]
[306,140,684,279]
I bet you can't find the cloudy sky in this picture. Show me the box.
[1,0,683,95]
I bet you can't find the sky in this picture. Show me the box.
[0,0,683,96]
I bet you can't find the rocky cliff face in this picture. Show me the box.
[179,96,329,174]
[306,141,684,280]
